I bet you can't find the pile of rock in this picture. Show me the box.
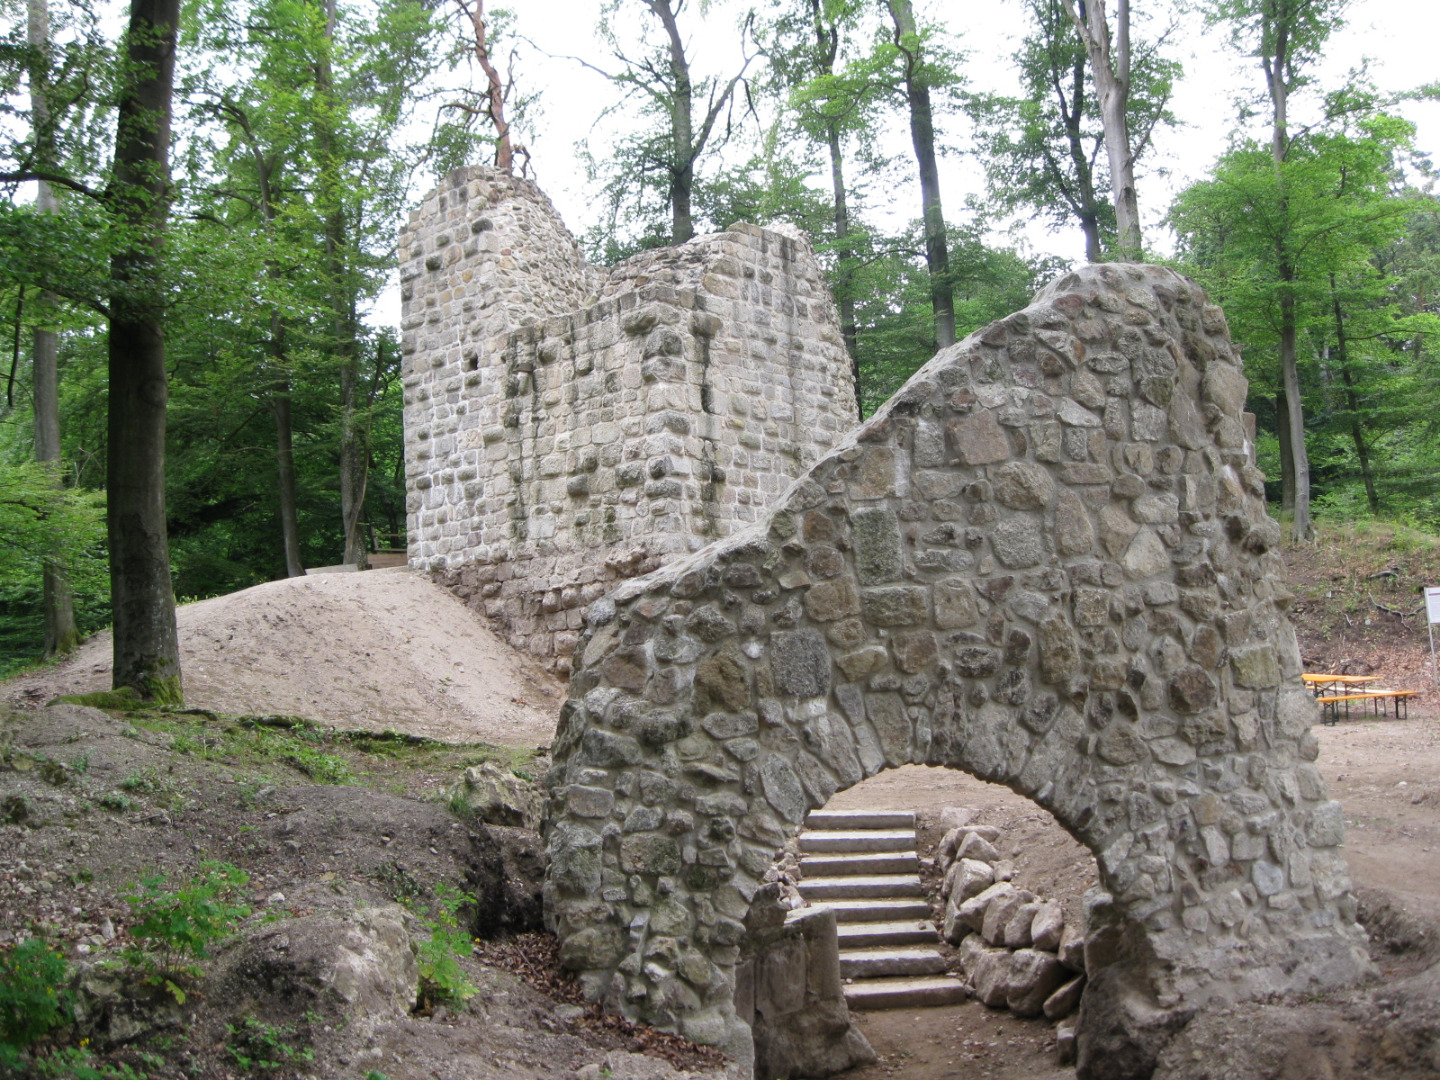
[933,810,1087,1057]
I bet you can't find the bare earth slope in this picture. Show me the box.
[2,568,563,748]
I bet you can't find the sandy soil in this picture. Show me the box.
[2,568,564,748]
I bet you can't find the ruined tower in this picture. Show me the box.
[398,167,859,673]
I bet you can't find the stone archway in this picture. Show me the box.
[542,263,1371,1077]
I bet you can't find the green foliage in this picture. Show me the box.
[24,1046,147,1080]
[122,861,251,978]
[413,882,476,1009]
[0,939,73,1050]
[0,462,108,677]
[225,1017,315,1073]
[1171,98,1436,520]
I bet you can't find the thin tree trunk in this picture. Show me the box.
[827,125,860,412]
[1330,284,1378,514]
[1265,13,1311,541]
[1062,0,1141,257]
[646,0,695,244]
[271,313,304,577]
[1060,47,1104,262]
[457,0,513,170]
[1276,388,1296,513]
[28,0,79,656]
[808,0,859,413]
[315,0,368,568]
[887,0,955,349]
[242,123,305,578]
[108,0,182,702]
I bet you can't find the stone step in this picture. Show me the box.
[844,976,970,1010]
[797,875,925,900]
[804,809,916,831]
[819,899,934,923]
[798,829,916,854]
[836,919,939,949]
[801,851,919,877]
[839,947,948,979]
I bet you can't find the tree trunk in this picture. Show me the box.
[458,0,513,170]
[808,0,859,413]
[1330,286,1379,515]
[107,0,182,702]
[887,0,955,349]
[647,0,695,244]
[315,0,369,568]
[1060,42,1105,262]
[1064,0,1142,257]
[271,312,304,577]
[1276,388,1295,513]
[1265,13,1311,541]
[827,124,860,413]
[28,0,79,657]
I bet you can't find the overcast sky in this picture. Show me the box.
[375,0,1439,325]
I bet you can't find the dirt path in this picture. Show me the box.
[1,569,564,748]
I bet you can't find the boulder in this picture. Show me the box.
[957,882,1016,936]
[982,888,1035,946]
[957,831,1002,864]
[221,905,418,1019]
[1007,949,1068,1018]
[1031,900,1065,952]
[1045,974,1086,1021]
[450,760,543,830]
[1004,900,1040,949]
[959,935,1013,1009]
[938,806,979,832]
[1059,922,1087,973]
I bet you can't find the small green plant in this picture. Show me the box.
[0,939,73,1051]
[97,792,139,813]
[122,861,250,991]
[25,1046,147,1080]
[413,882,476,1009]
[68,753,90,775]
[225,1017,314,1073]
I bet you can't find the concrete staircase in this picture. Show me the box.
[797,809,967,1010]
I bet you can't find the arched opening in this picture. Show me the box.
[774,765,1098,1077]
[542,264,1370,1080]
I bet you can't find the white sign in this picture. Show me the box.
[1428,586,1440,625]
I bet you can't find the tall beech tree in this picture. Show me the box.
[1209,0,1348,540]
[581,0,754,249]
[107,0,184,700]
[969,0,1176,263]
[26,0,79,655]
[885,0,954,348]
[1059,0,1144,258]
[758,0,873,405]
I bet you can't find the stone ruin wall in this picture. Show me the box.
[399,167,859,674]
[542,263,1371,1079]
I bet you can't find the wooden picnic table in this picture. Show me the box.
[1302,673,1382,696]
[1316,689,1421,724]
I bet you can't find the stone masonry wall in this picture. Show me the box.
[542,264,1371,1079]
[399,167,858,673]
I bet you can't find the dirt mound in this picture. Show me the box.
[1,568,564,748]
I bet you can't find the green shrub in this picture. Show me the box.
[25,1046,146,1080]
[225,1017,314,1073]
[122,861,251,979]
[413,883,476,1008]
[0,939,73,1049]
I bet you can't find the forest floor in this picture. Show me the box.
[1,521,1439,1079]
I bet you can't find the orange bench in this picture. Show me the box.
[1317,690,1420,724]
